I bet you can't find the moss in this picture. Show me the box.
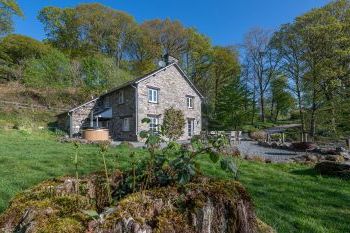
[154,209,194,233]
[52,195,92,216]
[39,217,85,233]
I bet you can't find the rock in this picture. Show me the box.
[305,154,319,163]
[324,155,345,162]
[291,142,317,151]
[0,175,275,233]
[336,147,347,153]
[315,161,350,179]
[340,152,350,161]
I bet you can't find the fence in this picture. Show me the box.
[0,100,69,113]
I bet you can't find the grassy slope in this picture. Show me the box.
[0,129,349,233]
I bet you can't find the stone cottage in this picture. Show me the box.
[57,57,203,141]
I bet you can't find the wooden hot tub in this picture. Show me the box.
[82,128,109,141]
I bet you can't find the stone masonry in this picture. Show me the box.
[137,65,202,141]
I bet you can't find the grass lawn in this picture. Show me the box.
[0,129,349,233]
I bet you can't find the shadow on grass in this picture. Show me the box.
[290,168,318,176]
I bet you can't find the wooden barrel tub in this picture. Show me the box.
[82,128,109,141]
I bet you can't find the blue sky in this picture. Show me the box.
[13,0,331,46]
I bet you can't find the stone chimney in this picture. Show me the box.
[164,53,178,65]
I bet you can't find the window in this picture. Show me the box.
[148,88,158,103]
[149,116,159,134]
[122,117,130,131]
[118,90,124,104]
[187,96,194,109]
[104,96,110,108]
[187,119,195,137]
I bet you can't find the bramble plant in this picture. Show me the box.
[99,141,112,204]
[73,141,80,194]
[115,118,238,198]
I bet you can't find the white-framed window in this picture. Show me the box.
[122,117,130,131]
[187,118,195,137]
[187,96,194,109]
[149,116,159,133]
[148,88,158,103]
[118,90,124,104]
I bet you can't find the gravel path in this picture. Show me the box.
[237,141,304,162]
[112,140,304,162]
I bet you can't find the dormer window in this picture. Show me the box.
[148,88,159,103]
[187,96,194,109]
[118,90,124,104]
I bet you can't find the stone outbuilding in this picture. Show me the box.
[56,57,203,141]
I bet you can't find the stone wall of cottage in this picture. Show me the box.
[137,65,202,141]
[70,99,99,136]
[103,86,137,141]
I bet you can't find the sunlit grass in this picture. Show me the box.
[0,129,349,233]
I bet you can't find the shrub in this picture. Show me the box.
[162,107,185,141]
[249,131,267,141]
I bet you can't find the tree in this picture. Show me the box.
[270,24,307,130]
[126,25,161,75]
[23,49,72,89]
[214,77,250,130]
[243,28,280,122]
[141,19,188,58]
[210,46,240,110]
[0,0,23,36]
[38,3,137,61]
[162,107,185,141]
[80,55,132,94]
[0,34,53,81]
[293,0,350,137]
[270,75,295,122]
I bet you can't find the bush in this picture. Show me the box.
[162,107,185,141]
[23,49,72,89]
[249,131,267,141]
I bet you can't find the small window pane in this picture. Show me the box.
[149,116,159,133]
[122,118,130,131]
[187,97,194,108]
[148,88,158,103]
[118,90,124,104]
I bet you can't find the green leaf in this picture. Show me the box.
[139,131,148,139]
[82,210,99,219]
[209,149,220,163]
[142,118,151,124]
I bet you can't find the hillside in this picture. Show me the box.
[0,82,88,129]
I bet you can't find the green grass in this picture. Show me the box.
[0,129,349,233]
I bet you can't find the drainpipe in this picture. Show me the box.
[131,84,138,140]
[68,111,73,138]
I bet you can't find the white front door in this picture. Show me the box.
[187,119,195,138]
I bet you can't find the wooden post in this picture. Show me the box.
[282,133,285,143]
[304,133,308,142]
[346,138,350,151]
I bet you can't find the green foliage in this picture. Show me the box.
[80,55,132,93]
[0,34,51,81]
[0,0,23,36]
[23,49,72,89]
[270,75,295,121]
[162,107,185,141]
[213,77,250,130]
[38,3,137,58]
[0,130,350,232]
[115,118,237,195]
